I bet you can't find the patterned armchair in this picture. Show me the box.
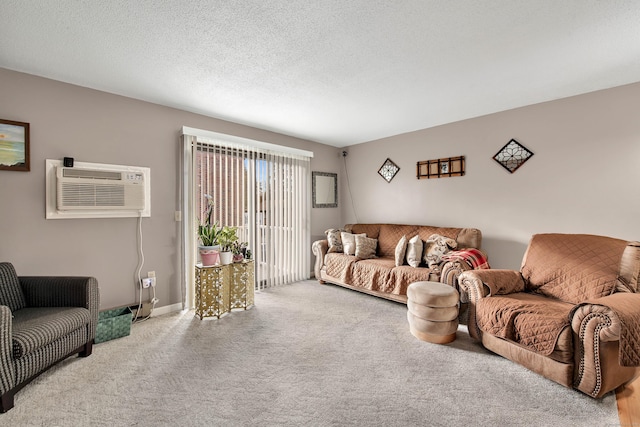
[0,262,99,412]
[459,234,640,398]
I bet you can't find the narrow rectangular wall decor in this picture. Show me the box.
[417,156,465,179]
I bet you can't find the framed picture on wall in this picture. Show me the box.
[439,161,449,174]
[417,156,465,179]
[312,171,338,208]
[0,119,30,172]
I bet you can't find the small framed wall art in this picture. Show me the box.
[493,139,533,173]
[417,156,465,179]
[0,119,30,172]
[312,171,338,208]
[378,158,400,183]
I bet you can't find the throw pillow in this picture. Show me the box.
[423,234,458,269]
[325,228,343,253]
[617,242,640,293]
[406,235,423,268]
[341,232,366,255]
[394,235,408,267]
[355,235,378,259]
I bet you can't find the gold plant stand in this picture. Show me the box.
[230,260,255,310]
[194,264,231,319]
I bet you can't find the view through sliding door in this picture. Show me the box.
[194,140,310,291]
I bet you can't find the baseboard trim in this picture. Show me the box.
[151,302,183,317]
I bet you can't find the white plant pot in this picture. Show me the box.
[219,251,233,265]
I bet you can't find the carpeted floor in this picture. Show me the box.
[2,280,619,426]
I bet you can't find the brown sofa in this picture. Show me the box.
[459,233,640,398]
[312,223,484,306]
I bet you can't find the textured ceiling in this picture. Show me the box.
[2,1,640,147]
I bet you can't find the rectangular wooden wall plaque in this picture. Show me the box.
[417,156,465,179]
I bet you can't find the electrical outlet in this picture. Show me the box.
[150,277,156,287]
[147,271,155,278]
[174,211,182,221]
[142,278,153,288]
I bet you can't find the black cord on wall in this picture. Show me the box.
[341,151,358,223]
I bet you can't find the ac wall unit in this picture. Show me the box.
[56,166,146,211]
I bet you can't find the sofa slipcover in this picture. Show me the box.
[312,223,484,310]
[459,234,640,398]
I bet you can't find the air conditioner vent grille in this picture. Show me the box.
[60,183,125,207]
[62,168,122,180]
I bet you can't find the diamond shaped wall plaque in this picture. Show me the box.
[378,158,399,183]
[493,139,534,173]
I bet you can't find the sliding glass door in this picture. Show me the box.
[181,129,311,307]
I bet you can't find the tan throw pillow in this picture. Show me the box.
[355,235,377,259]
[325,228,343,253]
[406,235,423,268]
[618,241,640,293]
[395,235,408,267]
[341,232,365,255]
[423,234,458,269]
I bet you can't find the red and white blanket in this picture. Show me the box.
[441,248,490,270]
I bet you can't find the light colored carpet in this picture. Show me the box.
[3,280,619,426]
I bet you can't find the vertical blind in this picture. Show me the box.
[182,129,312,305]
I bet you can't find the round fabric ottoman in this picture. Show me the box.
[407,281,459,344]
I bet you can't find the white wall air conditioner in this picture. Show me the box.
[56,166,145,211]
[45,159,151,219]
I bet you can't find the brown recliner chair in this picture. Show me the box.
[459,234,640,398]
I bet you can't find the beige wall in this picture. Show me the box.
[3,67,638,309]
[0,68,341,310]
[341,82,640,269]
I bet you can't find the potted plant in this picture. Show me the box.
[197,196,222,266]
[217,225,238,265]
[231,241,248,263]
